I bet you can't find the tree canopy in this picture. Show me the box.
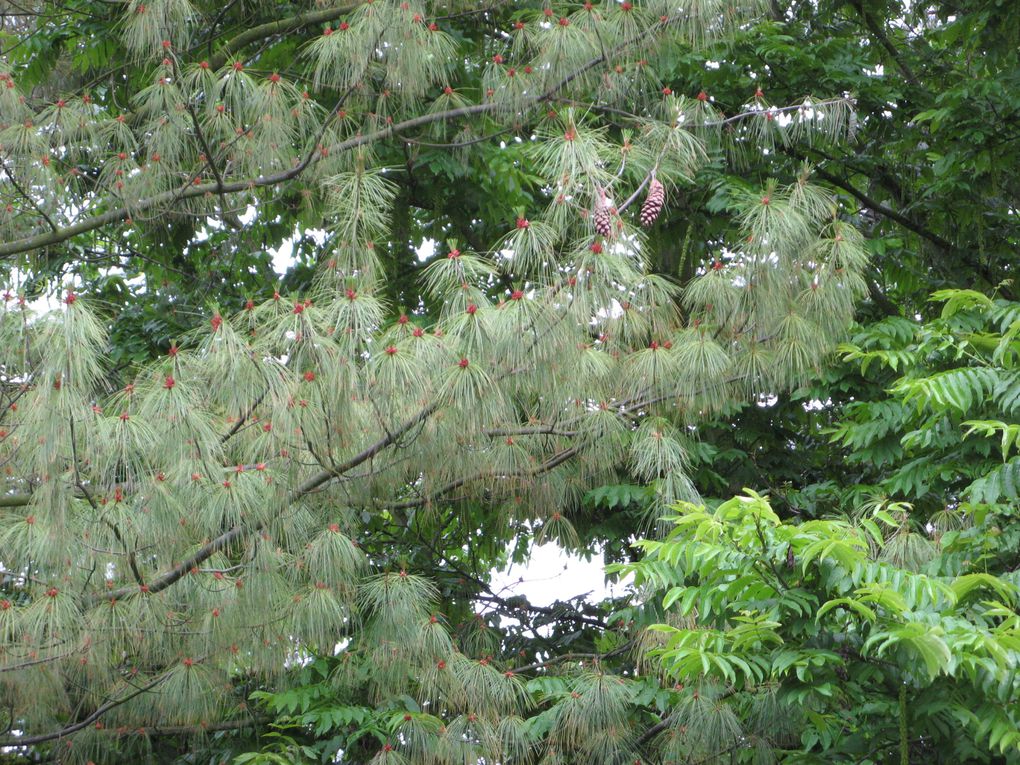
[0,1,1017,764]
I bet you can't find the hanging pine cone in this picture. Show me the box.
[594,205,613,237]
[640,178,665,227]
[593,190,613,237]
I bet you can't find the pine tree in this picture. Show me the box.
[0,1,865,762]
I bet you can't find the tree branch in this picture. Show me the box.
[0,17,663,260]
[0,669,172,746]
[806,162,954,250]
[95,403,438,604]
[207,3,363,70]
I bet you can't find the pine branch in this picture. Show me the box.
[207,2,364,70]
[0,18,662,260]
[0,158,58,234]
[382,443,580,510]
[805,161,954,251]
[95,403,439,605]
[220,389,268,443]
[0,649,79,674]
[0,668,173,747]
[801,152,1016,300]
[97,716,268,738]
[510,641,632,673]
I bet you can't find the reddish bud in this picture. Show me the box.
[466,303,477,315]
[46,587,59,598]
[458,358,469,368]
[697,90,708,101]
[516,217,529,229]
[164,375,175,390]
[385,345,398,355]
[210,314,222,330]
[303,370,316,382]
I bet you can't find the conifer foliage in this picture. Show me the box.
[0,1,866,763]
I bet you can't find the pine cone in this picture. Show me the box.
[594,205,613,237]
[593,189,614,238]
[640,178,665,227]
